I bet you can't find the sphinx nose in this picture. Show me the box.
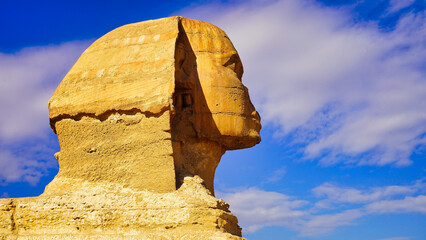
[251,110,260,121]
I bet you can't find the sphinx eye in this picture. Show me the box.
[182,93,192,108]
[173,90,193,111]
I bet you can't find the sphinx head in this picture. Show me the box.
[47,17,260,195]
[172,17,261,149]
[171,18,261,192]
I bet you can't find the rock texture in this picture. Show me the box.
[0,16,261,239]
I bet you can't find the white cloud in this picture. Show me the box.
[218,188,309,233]
[0,149,45,185]
[388,0,415,13]
[0,41,91,184]
[0,41,91,142]
[366,195,426,214]
[0,137,59,185]
[313,180,425,207]
[298,209,365,236]
[219,187,366,236]
[179,0,426,166]
[219,180,426,236]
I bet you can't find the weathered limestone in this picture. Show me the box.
[0,177,243,239]
[0,16,261,239]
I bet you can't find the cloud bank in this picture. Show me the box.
[0,41,91,142]
[0,41,91,184]
[180,0,426,166]
[219,179,426,236]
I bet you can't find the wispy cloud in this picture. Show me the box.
[365,195,426,214]
[298,209,365,236]
[219,180,426,236]
[388,0,415,13]
[0,41,91,184]
[263,166,286,184]
[0,140,59,185]
[313,179,425,207]
[218,188,309,233]
[179,0,426,166]
[0,41,91,142]
[0,149,42,185]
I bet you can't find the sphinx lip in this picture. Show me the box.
[253,118,262,131]
[240,114,262,131]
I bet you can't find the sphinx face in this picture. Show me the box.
[196,52,261,150]
[180,18,261,150]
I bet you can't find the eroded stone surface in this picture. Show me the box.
[0,16,261,239]
[45,111,176,194]
[0,177,243,239]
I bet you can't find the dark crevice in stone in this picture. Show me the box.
[9,199,17,234]
[50,106,169,133]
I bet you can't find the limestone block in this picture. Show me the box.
[48,17,179,121]
[44,111,176,194]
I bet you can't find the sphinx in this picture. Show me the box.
[0,16,261,239]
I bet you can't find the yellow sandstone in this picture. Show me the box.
[0,16,261,239]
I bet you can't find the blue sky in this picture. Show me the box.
[0,0,425,239]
